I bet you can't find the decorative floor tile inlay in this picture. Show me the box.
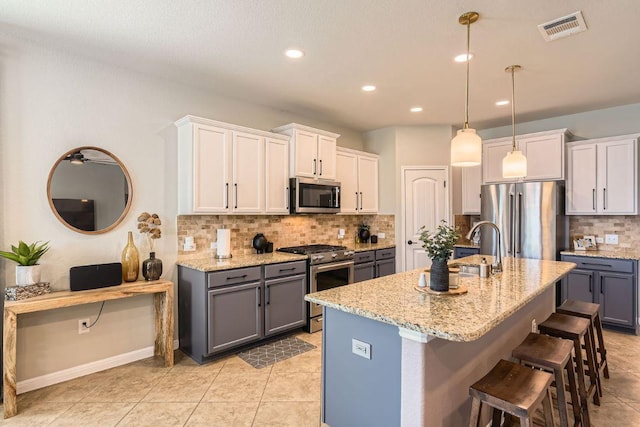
[238,337,317,369]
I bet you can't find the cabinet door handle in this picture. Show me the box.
[266,285,270,305]
[225,183,229,209]
[227,274,248,280]
[285,186,289,210]
[355,193,359,211]
[359,192,363,211]
[600,276,603,294]
[603,188,606,210]
[313,159,317,175]
[592,188,596,211]
[319,159,323,176]
[234,183,238,209]
[257,287,261,307]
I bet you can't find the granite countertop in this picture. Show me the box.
[177,252,308,272]
[350,242,396,252]
[305,255,576,342]
[561,249,640,261]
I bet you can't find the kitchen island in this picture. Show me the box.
[305,255,575,427]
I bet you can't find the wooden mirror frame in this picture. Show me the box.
[46,146,133,235]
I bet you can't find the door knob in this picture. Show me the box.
[408,240,414,245]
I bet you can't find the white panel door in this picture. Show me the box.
[403,167,449,271]
[193,124,231,213]
[482,141,514,184]
[461,165,482,214]
[566,144,597,214]
[336,151,358,213]
[265,138,289,214]
[292,130,318,178]
[232,131,263,213]
[317,135,337,180]
[358,155,378,213]
[520,133,564,181]
[598,139,636,214]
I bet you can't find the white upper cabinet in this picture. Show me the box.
[482,129,569,184]
[176,115,289,215]
[461,165,481,215]
[566,134,639,215]
[265,137,290,214]
[272,123,339,180]
[336,147,378,214]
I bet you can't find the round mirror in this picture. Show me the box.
[47,146,133,234]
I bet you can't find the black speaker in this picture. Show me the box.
[70,263,122,291]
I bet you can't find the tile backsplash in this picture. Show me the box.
[569,215,640,252]
[177,214,395,256]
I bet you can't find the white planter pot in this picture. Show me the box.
[16,265,41,286]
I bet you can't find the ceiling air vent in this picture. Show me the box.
[538,11,587,42]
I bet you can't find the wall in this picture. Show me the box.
[0,32,365,382]
[569,215,640,252]
[176,214,395,257]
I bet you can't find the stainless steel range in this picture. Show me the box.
[278,244,354,332]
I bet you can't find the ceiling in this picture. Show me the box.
[1,0,639,132]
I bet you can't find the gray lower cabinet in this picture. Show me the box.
[354,248,396,283]
[179,260,307,364]
[560,255,637,331]
[208,281,263,354]
[264,273,306,336]
[453,246,480,259]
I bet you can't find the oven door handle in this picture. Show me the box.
[312,260,354,273]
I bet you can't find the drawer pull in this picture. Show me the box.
[582,262,612,268]
[279,267,296,272]
[226,274,248,280]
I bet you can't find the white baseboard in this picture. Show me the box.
[17,339,179,394]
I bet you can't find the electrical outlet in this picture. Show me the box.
[78,318,90,334]
[378,233,386,239]
[531,319,538,333]
[605,234,619,245]
[210,242,217,250]
[352,338,371,359]
[596,237,604,244]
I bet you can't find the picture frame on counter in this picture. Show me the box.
[573,234,597,251]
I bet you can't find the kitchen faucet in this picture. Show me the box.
[466,221,502,273]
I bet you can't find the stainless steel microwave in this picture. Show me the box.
[289,177,341,214]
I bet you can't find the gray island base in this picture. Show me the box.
[306,256,576,427]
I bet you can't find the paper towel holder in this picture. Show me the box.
[215,227,233,259]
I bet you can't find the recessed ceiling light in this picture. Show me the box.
[454,53,474,62]
[495,100,510,106]
[410,107,423,113]
[361,85,376,92]
[285,49,304,59]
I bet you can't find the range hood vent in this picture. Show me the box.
[538,11,587,42]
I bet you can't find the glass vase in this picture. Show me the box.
[142,252,163,281]
[121,231,140,282]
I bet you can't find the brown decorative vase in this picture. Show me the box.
[121,231,139,282]
[429,259,450,292]
[142,252,163,281]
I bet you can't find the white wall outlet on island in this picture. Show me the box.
[352,338,371,360]
[605,234,619,245]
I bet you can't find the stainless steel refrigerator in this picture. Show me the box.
[480,181,568,260]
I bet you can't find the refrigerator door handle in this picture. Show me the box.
[516,192,522,254]
[508,193,515,255]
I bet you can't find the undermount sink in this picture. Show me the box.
[449,262,481,277]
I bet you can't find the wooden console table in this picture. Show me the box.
[3,280,174,418]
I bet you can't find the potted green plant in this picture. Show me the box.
[419,221,459,291]
[0,241,50,286]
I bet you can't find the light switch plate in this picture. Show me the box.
[378,233,386,239]
[352,338,371,360]
[605,234,619,245]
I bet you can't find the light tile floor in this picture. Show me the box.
[1,329,638,426]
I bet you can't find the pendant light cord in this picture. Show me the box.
[511,66,516,151]
[464,19,471,129]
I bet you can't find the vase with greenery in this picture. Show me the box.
[0,241,50,286]
[138,212,163,280]
[419,221,459,291]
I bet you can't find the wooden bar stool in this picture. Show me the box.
[557,300,610,394]
[512,333,583,427]
[469,359,555,427]
[539,312,600,425]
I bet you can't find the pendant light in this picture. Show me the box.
[451,11,482,167]
[502,65,527,178]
